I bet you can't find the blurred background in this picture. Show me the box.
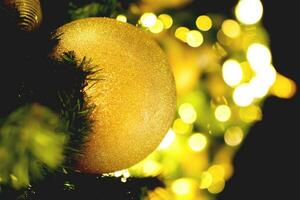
[115,0,300,199]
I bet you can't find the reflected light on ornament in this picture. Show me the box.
[196,15,213,31]
[235,0,263,25]
[222,59,243,87]
[158,129,175,149]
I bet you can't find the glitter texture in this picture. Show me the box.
[53,17,176,173]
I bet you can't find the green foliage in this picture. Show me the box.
[69,0,118,20]
[51,52,98,165]
[0,104,68,189]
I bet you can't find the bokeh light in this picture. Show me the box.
[149,19,164,33]
[175,27,190,42]
[116,15,127,23]
[235,0,263,25]
[247,43,272,71]
[199,172,213,189]
[178,103,197,124]
[222,59,243,87]
[208,179,225,194]
[222,19,241,38]
[140,13,157,27]
[186,30,204,47]
[158,14,173,29]
[142,160,161,176]
[171,178,193,195]
[215,105,231,122]
[271,74,297,99]
[233,84,254,107]
[188,133,207,152]
[239,105,262,123]
[196,15,213,31]
[224,127,244,146]
[172,119,192,134]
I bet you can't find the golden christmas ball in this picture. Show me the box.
[53,17,176,173]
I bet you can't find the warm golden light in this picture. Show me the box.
[208,165,225,181]
[149,19,164,33]
[224,127,244,146]
[140,13,157,27]
[222,19,241,38]
[186,30,204,47]
[116,15,127,23]
[143,160,161,176]
[113,170,124,177]
[239,105,262,123]
[158,14,173,29]
[222,59,243,87]
[175,27,190,42]
[248,65,276,98]
[235,0,263,25]
[271,74,297,99]
[257,65,277,86]
[208,179,225,194]
[172,119,192,134]
[178,103,197,124]
[247,43,272,72]
[215,105,231,122]
[171,178,193,195]
[196,15,213,31]
[199,172,213,189]
[188,133,207,152]
[233,84,254,107]
[158,129,175,149]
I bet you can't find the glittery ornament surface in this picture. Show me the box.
[53,17,176,173]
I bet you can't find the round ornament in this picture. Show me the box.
[53,17,176,173]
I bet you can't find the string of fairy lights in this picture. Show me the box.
[108,0,296,199]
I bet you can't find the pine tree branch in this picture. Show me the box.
[0,104,68,189]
